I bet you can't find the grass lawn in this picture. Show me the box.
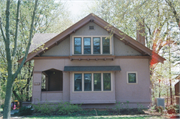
[23,115,163,119]
[0,108,2,112]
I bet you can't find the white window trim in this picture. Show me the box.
[127,71,138,84]
[73,72,113,92]
[72,36,112,55]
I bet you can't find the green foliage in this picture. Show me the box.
[136,103,145,114]
[57,102,82,115]
[33,103,54,115]
[114,102,144,115]
[1,104,4,110]
[115,102,123,114]
[18,106,33,116]
[165,105,179,114]
[150,105,156,110]
[115,101,131,113]
[33,102,82,115]
[155,106,163,114]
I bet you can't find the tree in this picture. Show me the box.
[0,0,72,109]
[0,0,38,118]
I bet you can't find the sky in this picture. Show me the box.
[60,0,96,22]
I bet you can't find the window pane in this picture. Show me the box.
[84,37,91,54]
[128,73,136,83]
[103,37,110,54]
[93,37,100,54]
[74,74,82,91]
[84,73,92,91]
[94,73,101,91]
[103,73,111,91]
[74,37,81,54]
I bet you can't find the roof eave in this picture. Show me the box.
[18,13,166,64]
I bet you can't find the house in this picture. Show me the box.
[19,13,165,108]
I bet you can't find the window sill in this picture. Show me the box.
[70,100,116,104]
[41,91,63,93]
[69,55,115,61]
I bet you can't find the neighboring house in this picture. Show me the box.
[19,13,165,108]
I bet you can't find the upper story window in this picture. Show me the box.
[103,37,110,54]
[73,36,111,55]
[84,37,91,54]
[93,37,100,54]
[74,37,82,54]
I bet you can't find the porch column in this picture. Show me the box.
[32,71,42,104]
[63,72,70,102]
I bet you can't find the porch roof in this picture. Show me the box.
[64,66,121,72]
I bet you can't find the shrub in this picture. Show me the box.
[137,103,145,113]
[57,102,82,115]
[115,102,122,113]
[32,102,82,115]
[33,103,54,115]
[150,105,156,110]
[174,104,179,113]
[18,106,33,116]
[155,106,163,114]
[165,105,179,114]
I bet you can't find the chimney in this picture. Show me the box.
[136,19,145,45]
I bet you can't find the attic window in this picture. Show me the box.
[89,26,94,30]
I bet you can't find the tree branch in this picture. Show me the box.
[0,17,6,42]
[12,0,21,56]
[13,0,38,80]
[5,0,13,82]
[165,0,180,27]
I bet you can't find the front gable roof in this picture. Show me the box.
[19,13,165,64]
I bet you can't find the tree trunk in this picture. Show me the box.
[3,76,13,119]
[170,80,173,104]
[26,61,31,101]
[169,41,173,105]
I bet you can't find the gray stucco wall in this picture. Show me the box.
[32,58,151,108]
[70,22,113,55]
[42,37,70,56]
[114,37,141,56]
[73,22,109,36]
[41,22,141,56]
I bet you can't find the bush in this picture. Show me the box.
[33,103,54,115]
[18,106,33,116]
[32,102,82,115]
[165,105,179,114]
[174,104,179,113]
[155,106,163,114]
[57,102,82,115]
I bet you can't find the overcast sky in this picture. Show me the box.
[61,0,96,22]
